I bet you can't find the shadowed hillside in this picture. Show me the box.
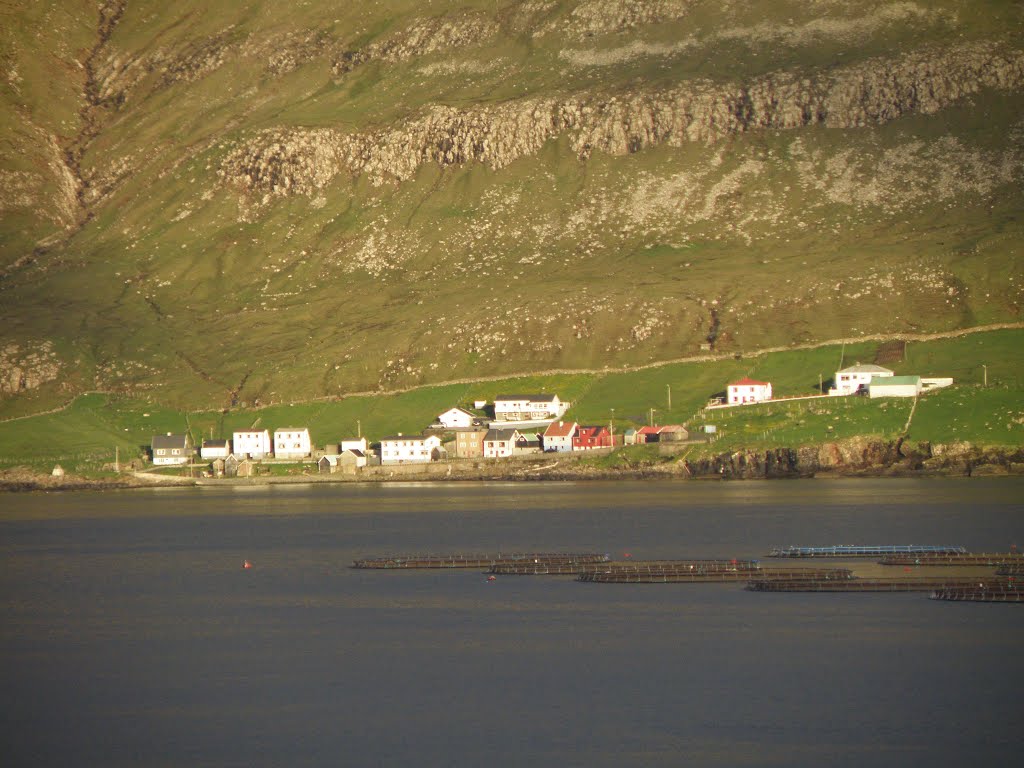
[1,1,1022,410]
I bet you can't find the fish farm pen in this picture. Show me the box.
[930,586,1024,602]
[878,553,1024,566]
[351,553,609,569]
[995,565,1024,576]
[580,567,853,584]
[490,559,762,576]
[567,560,852,584]
[745,577,1015,593]
[768,545,967,558]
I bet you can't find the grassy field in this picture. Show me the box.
[1,329,1020,475]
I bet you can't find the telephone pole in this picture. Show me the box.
[666,384,672,410]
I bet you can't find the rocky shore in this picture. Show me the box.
[3,438,1023,493]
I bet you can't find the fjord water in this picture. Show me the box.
[2,479,1022,767]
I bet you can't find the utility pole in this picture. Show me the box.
[357,419,362,438]
[982,364,988,387]
[115,446,119,473]
[609,408,615,447]
[666,384,672,410]
[649,408,655,427]
[819,373,823,394]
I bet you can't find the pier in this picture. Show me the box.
[352,552,609,569]
[768,545,967,558]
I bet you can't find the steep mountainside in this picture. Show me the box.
[1,1,1022,409]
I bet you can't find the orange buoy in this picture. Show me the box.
[243,560,252,569]
[487,575,496,581]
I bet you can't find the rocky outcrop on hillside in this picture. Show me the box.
[332,12,499,75]
[221,42,1024,197]
[0,342,62,396]
[538,0,693,40]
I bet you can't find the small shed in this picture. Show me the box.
[224,454,239,478]
[318,456,334,474]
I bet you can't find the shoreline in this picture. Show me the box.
[4,437,1024,492]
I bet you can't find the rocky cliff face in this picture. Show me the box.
[682,438,1024,479]
[221,42,1024,197]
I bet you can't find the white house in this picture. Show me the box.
[727,378,772,405]
[380,434,443,464]
[493,394,569,422]
[274,428,311,459]
[151,433,193,465]
[830,363,894,396]
[340,437,368,454]
[200,439,231,460]
[233,429,272,458]
[542,421,578,453]
[437,407,476,430]
[868,375,922,398]
[483,428,521,459]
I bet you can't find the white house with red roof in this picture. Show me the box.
[727,378,772,405]
[542,420,578,453]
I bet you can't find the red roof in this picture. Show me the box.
[636,426,664,435]
[729,377,770,387]
[543,421,577,438]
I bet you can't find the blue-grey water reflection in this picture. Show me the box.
[2,479,1022,767]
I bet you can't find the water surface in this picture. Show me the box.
[2,479,1022,766]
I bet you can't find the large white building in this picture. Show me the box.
[380,434,443,464]
[726,378,772,405]
[493,394,569,423]
[830,363,894,396]
[274,428,311,459]
[233,429,272,458]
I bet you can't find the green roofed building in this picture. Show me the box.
[868,375,922,398]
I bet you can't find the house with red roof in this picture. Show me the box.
[573,426,612,451]
[727,377,772,405]
[633,425,689,443]
[542,420,578,453]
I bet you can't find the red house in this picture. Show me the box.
[573,426,612,450]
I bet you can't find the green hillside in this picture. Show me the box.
[1,1,1022,413]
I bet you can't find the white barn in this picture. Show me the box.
[274,428,311,459]
[437,407,476,429]
[868,375,922,398]
[726,378,772,405]
[830,363,895,396]
[233,429,272,458]
[200,439,231,460]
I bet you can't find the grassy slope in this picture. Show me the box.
[1,1,1022,410]
[1,329,1020,474]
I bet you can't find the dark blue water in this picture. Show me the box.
[2,479,1022,767]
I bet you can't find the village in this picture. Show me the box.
[148,361,952,478]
